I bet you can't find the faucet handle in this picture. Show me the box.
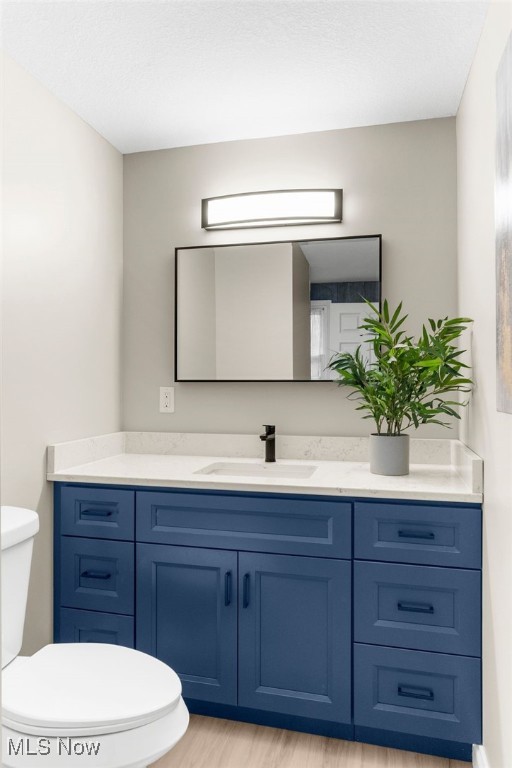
[262,424,275,435]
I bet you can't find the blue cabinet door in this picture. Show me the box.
[238,552,351,723]
[136,543,237,706]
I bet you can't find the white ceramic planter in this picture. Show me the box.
[369,434,410,476]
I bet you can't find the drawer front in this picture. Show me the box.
[354,644,481,744]
[354,502,481,568]
[354,561,481,656]
[60,537,134,615]
[57,608,134,648]
[59,486,134,541]
[136,491,352,558]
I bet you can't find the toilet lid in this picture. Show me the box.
[2,644,182,735]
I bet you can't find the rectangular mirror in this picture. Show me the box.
[175,234,381,381]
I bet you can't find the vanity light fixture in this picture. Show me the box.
[201,189,343,230]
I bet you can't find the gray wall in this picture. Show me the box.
[176,247,217,379]
[213,243,294,379]
[457,4,512,765]
[1,55,123,653]
[292,243,311,379]
[123,118,457,436]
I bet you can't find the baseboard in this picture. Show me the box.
[473,744,490,768]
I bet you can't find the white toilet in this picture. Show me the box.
[1,506,189,768]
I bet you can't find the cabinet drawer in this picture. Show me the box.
[354,644,481,745]
[59,486,134,541]
[354,502,481,568]
[60,537,134,615]
[136,491,351,558]
[354,561,481,656]
[57,608,134,648]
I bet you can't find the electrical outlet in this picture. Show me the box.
[159,386,174,413]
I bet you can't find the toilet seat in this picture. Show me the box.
[2,643,182,736]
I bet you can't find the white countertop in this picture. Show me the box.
[46,432,483,503]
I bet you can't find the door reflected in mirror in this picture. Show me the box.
[175,235,381,381]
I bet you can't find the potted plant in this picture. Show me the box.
[328,300,473,476]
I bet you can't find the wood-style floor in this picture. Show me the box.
[153,715,469,768]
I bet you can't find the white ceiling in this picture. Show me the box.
[1,0,488,155]
[300,237,380,283]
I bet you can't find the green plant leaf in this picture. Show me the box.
[415,358,443,368]
[327,300,473,435]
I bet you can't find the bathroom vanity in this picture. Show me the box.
[49,433,483,762]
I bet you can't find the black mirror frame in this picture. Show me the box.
[174,233,382,382]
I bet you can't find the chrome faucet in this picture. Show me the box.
[260,425,276,463]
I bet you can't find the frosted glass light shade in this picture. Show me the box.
[201,189,343,230]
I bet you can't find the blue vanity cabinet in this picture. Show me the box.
[238,552,351,723]
[136,543,238,706]
[54,483,482,761]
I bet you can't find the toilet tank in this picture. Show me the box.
[1,507,39,669]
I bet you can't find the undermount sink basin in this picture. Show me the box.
[195,461,317,480]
